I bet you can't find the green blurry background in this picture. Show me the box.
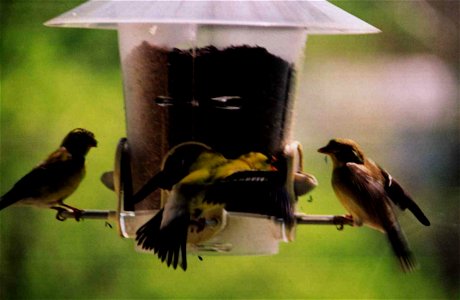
[1,1,458,299]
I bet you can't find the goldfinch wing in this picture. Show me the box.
[204,170,292,222]
[135,208,189,271]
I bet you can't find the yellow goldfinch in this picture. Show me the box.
[136,143,278,271]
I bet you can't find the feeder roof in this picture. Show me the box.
[45,0,380,34]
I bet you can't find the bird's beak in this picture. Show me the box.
[317,145,331,154]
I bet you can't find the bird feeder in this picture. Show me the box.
[46,1,379,260]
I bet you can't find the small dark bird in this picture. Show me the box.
[0,128,97,219]
[318,138,430,272]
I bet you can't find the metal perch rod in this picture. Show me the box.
[295,213,354,228]
[57,209,353,229]
[57,209,117,221]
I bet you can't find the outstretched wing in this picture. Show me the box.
[204,170,293,224]
[136,208,189,271]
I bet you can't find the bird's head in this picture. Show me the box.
[318,138,365,166]
[61,128,97,156]
[161,142,214,189]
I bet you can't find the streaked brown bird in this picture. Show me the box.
[0,128,97,219]
[318,138,430,272]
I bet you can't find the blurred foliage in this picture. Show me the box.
[1,0,458,299]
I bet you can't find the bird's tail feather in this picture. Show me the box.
[386,178,431,226]
[385,225,418,272]
[135,208,189,271]
[406,201,431,226]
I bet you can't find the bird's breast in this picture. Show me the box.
[332,169,384,231]
[41,162,86,206]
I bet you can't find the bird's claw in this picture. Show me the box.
[333,214,354,231]
[54,207,68,221]
[73,209,83,222]
[55,210,66,221]
[53,206,83,222]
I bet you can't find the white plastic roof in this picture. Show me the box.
[45,0,380,34]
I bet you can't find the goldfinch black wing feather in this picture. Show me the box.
[204,170,292,223]
[135,208,189,271]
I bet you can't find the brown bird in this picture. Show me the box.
[318,138,430,272]
[0,128,97,219]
